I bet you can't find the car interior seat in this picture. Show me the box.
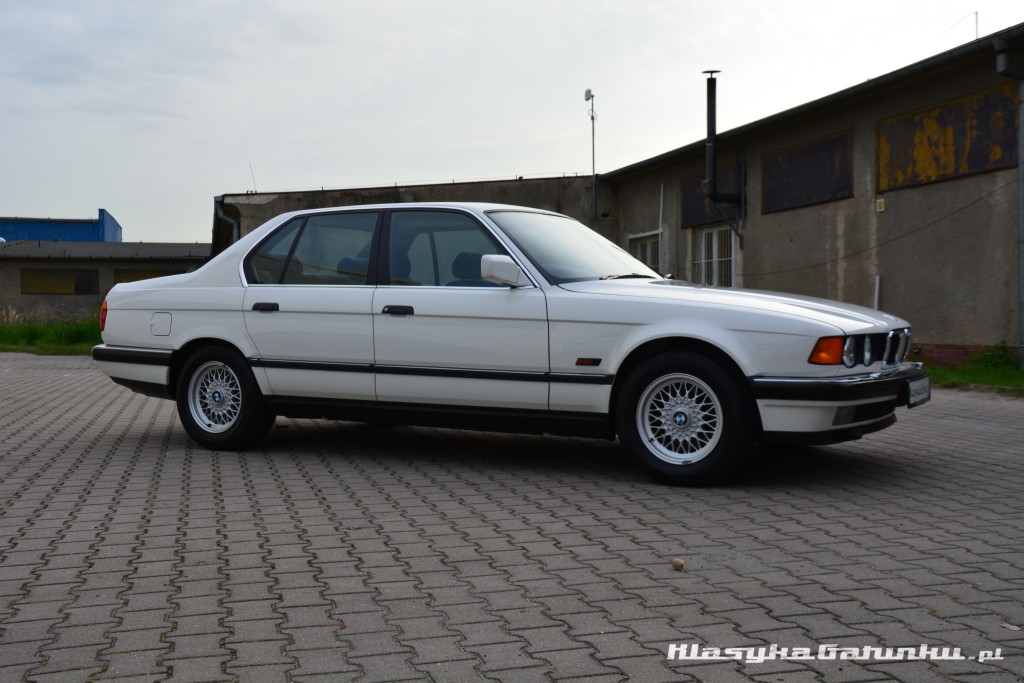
[447,252,499,287]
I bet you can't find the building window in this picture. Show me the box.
[762,130,853,213]
[21,269,99,295]
[691,224,735,287]
[628,232,661,273]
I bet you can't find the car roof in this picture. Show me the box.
[286,201,556,215]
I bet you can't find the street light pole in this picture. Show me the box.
[585,89,596,222]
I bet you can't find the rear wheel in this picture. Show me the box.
[616,351,755,485]
[176,347,274,450]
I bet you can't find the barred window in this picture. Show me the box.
[628,232,661,273]
[691,224,735,287]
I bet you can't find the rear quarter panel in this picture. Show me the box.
[103,284,256,356]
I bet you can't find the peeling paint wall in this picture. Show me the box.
[878,82,1018,191]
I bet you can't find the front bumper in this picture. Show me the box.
[750,365,929,404]
[750,365,930,445]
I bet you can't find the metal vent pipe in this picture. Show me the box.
[703,71,739,205]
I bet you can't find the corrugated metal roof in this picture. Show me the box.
[0,241,210,260]
[0,217,95,224]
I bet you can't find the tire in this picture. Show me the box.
[615,351,755,485]
[176,347,275,450]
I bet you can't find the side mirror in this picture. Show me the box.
[481,255,531,288]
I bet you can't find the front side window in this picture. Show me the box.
[387,211,504,287]
[245,212,378,285]
[489,210,659,284]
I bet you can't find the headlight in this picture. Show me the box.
[842,336,857,368]
[810,331,910,367]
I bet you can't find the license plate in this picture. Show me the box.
[908,376,931,407]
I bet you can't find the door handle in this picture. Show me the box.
[382,305,414,316]
[252,302,280,312]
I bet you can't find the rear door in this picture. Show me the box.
[242,211,380,400]
[372,209,550,410]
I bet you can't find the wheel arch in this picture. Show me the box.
[609,337,762,436]
[168,338,248,400]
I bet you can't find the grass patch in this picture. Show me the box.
[924,344,1024,396]
[926,365,1024,394]
[0,319,102,355]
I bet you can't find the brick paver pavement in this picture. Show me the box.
[0,353,1022,682]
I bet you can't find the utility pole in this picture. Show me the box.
[585,89,597,221]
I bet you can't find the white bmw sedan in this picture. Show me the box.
[93,203,929,485]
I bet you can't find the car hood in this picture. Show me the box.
[558,279,909,333]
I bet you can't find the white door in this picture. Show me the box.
[372,209,549,410]
[242,211,379,400]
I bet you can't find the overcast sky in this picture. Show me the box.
[2,0,1023,243]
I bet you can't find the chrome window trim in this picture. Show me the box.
[236,206,543,290]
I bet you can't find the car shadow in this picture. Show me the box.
[729,442,917,489]
[262,419,645,483]
[258,419,920,491]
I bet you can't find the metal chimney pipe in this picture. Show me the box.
[704,70,720,198]
[702,70,739,205]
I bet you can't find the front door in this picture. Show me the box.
[372,209,549,410]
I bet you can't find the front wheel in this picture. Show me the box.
[176,347,275,450]
[615,351,756,485]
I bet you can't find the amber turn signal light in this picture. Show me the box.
[808,336,844,365]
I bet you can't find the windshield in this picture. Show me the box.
[487,211,660,284]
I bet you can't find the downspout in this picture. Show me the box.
[1018,84,1024,369]
[995,37,1024,368]
[1018,81,1024,369]
[213,196,240,257]
[658,183,665,276]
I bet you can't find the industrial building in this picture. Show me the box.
[0,241,210,320]
[0,209,124,243]
[0,209,210,319]
[607,25,1023,366]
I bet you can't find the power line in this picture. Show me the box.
[740,177,1015,277]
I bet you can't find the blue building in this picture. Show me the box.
[0,209,123,243]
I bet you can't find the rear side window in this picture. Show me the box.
[246,219,302,284]
[245,212,379,285]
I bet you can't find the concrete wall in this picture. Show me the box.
[614,164,693,278]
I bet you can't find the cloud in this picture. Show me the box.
[1,0,1022,241]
